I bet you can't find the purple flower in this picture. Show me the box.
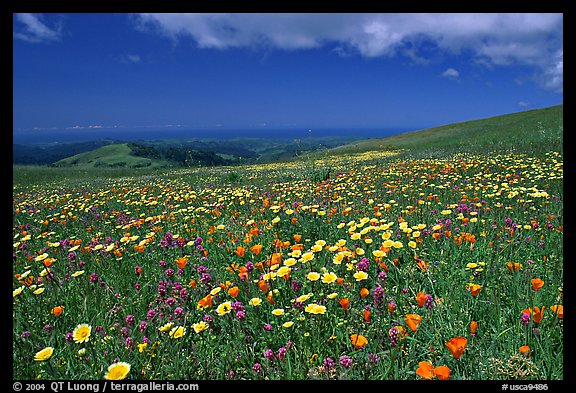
[277,347,287,361]
[125,315,135,326]
[263,323,272,331]
[356,258,370,272]
[339,355,353,368]
[245,261,254,272]
[322,357,335,370]
[200,273,212,284]
[521,313,531,327]
[165,297,176,306]
[174,307,184,317]
[425,294,434,309]
[389,327,399,346]
[165,268,175,277]
[147,309,157,320]
[236,311,246,321]
[264,349,275,361]
[252,363,262,373]
[139,321,148,332]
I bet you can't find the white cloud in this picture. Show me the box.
[13,13,62,43]
[442,68,460,80]
[126,54,141,63]
[134,13,563,93]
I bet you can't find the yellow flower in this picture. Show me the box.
[169,326,186,339]
[283,258,297,267]
[72,324,92,343]
[353,271,368,281]
[104,362,131,380]
[296,293,312,303]
[282,321,294,328]
[305,303,327,315]
[321,272,338,284]
[307,272,321,281]
[33,287,45,295]
[249,298,263,307]
[71,270,84,277]
[193,322,208,333]
[272,308,285,316]
[210,287,222,296]
[158,322,174,332]
[216,301,232,315]
[300,252,315,263]
[276,266,291,278]
[13,286,25,297]
[34,347,54,362]
[35,253,48,262]
[137,343,148,353]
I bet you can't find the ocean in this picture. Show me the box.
[12,127,416,145]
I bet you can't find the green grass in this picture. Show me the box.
[323,105,563,157]
[53,143,172,169]
[12,105,563,381]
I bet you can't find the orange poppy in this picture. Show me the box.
[234,246,246,257]
[416,259,429,272]
[470,320,478,335]
[350,334,368,349]
[50,306,64,317]
[268,252,282,267]
[336,277,345,285]
[532,306,545,324]
[363,309,371,322]
[468,284,482,297]
[416,361,435,380]
[266,293,274,305]
[519,346,531,357]
[339,298,350,311]
[189,279,197,288]
[238,266,248,280]
[250,244,263,255]
[42,257,55,267]
[506,262,522,273]
[360,288,370,298]
[228,286,240,298]
[175,257,188,269]
[434,365,451,380]
[550,305,563,319]
[416,292,427,307]
[445,336,467,359]
[405,314,422,332]
[531,278,544,291]
[258,279,270,293]
[197,294,213,309]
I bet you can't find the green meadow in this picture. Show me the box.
[13,105,563,381]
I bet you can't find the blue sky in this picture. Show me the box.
[13,13,563,139]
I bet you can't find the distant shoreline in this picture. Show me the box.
[12,127,416,145]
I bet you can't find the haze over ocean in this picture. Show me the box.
[12,127,413,145]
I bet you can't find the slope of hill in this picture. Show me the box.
[52,143,171,169]
[323,104,563,157]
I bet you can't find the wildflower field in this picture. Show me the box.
[13,142,563,380]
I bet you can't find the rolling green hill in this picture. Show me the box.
[52,143,171,169]
[322,104,563,157]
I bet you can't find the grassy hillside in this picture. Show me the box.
[52,143,171,169]
[324,105,563,157]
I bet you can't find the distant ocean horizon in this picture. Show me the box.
[12,126,419,145]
